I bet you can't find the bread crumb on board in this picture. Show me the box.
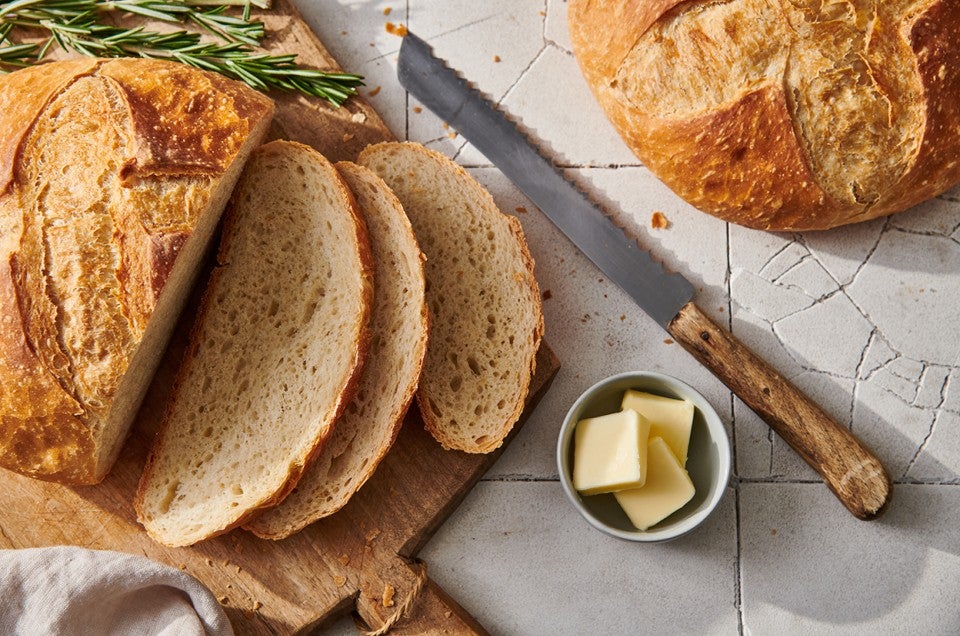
[242,601,263,620]
[515,206,527,213]
[650,211,670,229]
[383,6,392,15]
[542,289,552,301]
[385,22,408,37]
[338,554,350,566]
[365,528,382,544]
[333,574,347,588]
[382,584,396,607]
[413,106,423,114]
[368,86,382,97]
[493,55,501,63]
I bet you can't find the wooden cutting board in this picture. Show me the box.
[0,2,560,633]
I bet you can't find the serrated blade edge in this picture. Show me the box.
[397,32,694,328]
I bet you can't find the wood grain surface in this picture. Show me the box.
[0,1,560,633]
[668,301,891,519]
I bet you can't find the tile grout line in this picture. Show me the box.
[734,483,745,635]
[479,476,960,485]
[403,0,410,141]
[725,220,746,636]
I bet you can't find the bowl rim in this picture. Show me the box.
[556,370,732,542]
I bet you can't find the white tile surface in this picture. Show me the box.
[418,481,739,635]
[292,1,960,632]
[741,483,960,635]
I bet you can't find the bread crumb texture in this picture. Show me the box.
[136,141,371,546]
[245,162,428,539]
[359,142,544,454]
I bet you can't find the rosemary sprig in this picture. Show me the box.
[0,0,363,106]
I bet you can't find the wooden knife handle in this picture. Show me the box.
[667,301,892,519]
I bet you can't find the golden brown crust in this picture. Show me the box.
[871,1,960,218]
[0,58,100,195]
[569,0,960,231]
[568,0,684,84]
[99,59,273,180]
[634,86,847,231]
[0,258,95,484]
[0,59,274,485]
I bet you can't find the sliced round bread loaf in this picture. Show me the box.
[0,59,273,485]
[246,161,428,539]
[359,142,543,454]
[135,141,374,547]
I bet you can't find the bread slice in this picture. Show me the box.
[135,141,374,547]
[359,142,543,453]
[246,162,428,539]
[0,59,273,485]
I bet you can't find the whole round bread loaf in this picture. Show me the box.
[569,0,960,230]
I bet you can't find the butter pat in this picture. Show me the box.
[573,409,650,495]
[621,390,694,465]
[614,437,695,530]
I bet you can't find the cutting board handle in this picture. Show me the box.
[667,301,892,519]
[355,560,489,635]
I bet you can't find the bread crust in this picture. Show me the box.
[569,0,960,230]
[0,59,274,484]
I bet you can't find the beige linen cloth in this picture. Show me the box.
[0,546,233,635]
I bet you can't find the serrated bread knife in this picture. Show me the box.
[397,32,892,520]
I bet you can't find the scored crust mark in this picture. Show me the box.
[14,76,137,431]
[621,0,925,210]
[0,58,101,196]
[99,58,263,180]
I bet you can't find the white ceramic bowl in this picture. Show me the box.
[557,371,731,542]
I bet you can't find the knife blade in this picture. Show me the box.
[397,31,893,520]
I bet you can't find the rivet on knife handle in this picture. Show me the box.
[668,302,891,519]
[396,31,893,519]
